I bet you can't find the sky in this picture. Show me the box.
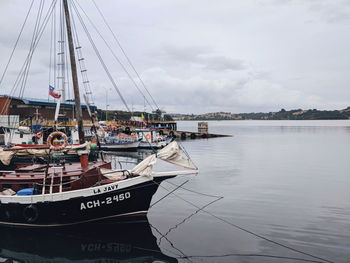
[0,0,350,114]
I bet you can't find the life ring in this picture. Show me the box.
[23,205,39,223]
[47,131,68,151]
[145,133,152,140]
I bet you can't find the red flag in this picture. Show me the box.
[49,85,61,99]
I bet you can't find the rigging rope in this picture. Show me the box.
[1,0,57,119]
[19,0,45,99]
[75,0,155,112]
[92,0,160,111]
[0,0,34,116]
[0,0,34,98]
[70,0,131,113]
[69,1,95,106]
[11,0,57,100]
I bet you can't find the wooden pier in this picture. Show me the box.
[168,130,232,140]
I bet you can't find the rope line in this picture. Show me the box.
[0,0,34,113]
[150,180,189,208]
[152,180,336,263]
[92,0,160,111]
[76,0,155,112]
[70,0,131,113]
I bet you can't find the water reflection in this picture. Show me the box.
[0,219,178,263]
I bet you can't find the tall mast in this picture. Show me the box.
[63,0,85,144]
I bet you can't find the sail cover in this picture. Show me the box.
[130,141,197,177]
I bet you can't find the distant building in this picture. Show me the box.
[0,95,96,123]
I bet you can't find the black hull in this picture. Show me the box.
[0,176,170,227]
[0,219,178,263]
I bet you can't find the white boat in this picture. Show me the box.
[99,132,141,151]
[2,126,44,146]
[136,129,173,149]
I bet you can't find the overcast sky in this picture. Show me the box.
[0,0,349,114]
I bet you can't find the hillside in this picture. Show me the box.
[171,108,350,121]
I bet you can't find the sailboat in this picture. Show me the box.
[0,0,198,227]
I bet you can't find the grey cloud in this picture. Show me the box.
[259,0,350,24]
[1,0,349,114]
[159,45,246,71]
[198,55,246,71]
[309,1,350,23]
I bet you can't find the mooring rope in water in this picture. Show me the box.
[152,180,336,263]
[158,195,223,246]
[177,253,327,263]
[150,223,195,263]
[150,180,190,208]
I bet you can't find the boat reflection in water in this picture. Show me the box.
[0,219,178,263]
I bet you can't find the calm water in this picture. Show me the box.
[1,120,350,263]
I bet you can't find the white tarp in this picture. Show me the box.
[130,141,197,177]
[156,141,197,170]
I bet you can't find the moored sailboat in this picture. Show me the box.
[0,0,198,227]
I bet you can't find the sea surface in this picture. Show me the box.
[1,120,350,263]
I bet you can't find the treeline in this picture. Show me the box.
[171,107,350,120]
[96,109,173,121]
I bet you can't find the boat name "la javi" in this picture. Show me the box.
[93,184,118,195]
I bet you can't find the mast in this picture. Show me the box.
[63,0,85,144]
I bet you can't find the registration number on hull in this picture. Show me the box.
[80,192,131,210]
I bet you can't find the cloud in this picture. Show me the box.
[307,0,350,23]
[258,0,350,24]
[1,0,349,114]
[158,45,246,72]
[136,68,333,114]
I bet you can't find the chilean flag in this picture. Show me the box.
[49,85,61,99]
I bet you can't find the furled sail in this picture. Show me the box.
[130,141,198,177]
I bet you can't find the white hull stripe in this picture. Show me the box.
[0,174,153,204]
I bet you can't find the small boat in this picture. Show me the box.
[100,132,141,151]
[1,126,98,164]
[136,128,173,149]
[2,126,44,146]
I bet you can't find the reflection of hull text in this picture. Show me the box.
[81,243,132,253]
[80,192,131,210]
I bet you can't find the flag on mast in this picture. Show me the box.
[49,85,61,99]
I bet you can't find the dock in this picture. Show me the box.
[171,130,232,140]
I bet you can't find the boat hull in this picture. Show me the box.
[0,176,169,227]
[138,138,173,149]
[100,141,140,151]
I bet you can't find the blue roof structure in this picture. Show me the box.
[0,95,97,110]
